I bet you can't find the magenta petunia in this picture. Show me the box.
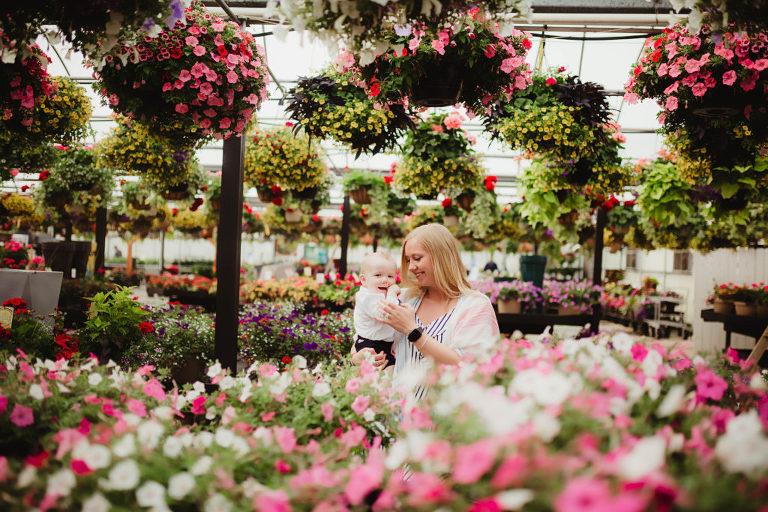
[10,404,34,427]
[694,367,728,402]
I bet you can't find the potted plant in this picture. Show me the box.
[544,279,602,316]
[171,208,214,238]
[120,180,154,211]
[711,282,739,314]
[394,112,486,199]
[93,0,269,142]
[286,69,414,157]
[341,169,386,205]
[244,125,328,195]
[205,173,222,212]
[731,285,758,317]
[345,12,532,112]
[404,206,444,233]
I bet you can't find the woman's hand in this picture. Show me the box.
[376,300,417,335]
[350,347,388,371]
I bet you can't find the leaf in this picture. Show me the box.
[720,182,739,199]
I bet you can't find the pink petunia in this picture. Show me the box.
[71,459,92,475]
[691,82,707,97]
[484,44,496,58]
[630,344,648,362]
[254,489,291,512]
[754,59,768,71]
[554,477,613,512]
[178,70,192,82]
[694,367,728,402]
[185,36,199,46]
[431,39,446,55]
[219,118,232,130]
[191,396,207,415]
[193,46,206,57]
[665,96,678,111]
[0,394,6,414]
[345,460,384,505]
[175,103,189,114]
[275,427,296,453]
[351,395,370,416]
[10,404,34,427]
[143,379,166,401]
[226,70,238,84]
[321,402,334,422]
[452,440,496,484]
[656,63,668,77]
[127,398,147,417]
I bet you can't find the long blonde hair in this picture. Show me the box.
[400,223,473,299]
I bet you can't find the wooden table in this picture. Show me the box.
[496,312,592,335]
[700,309,768,349]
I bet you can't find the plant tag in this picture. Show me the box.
[0,307,13,329]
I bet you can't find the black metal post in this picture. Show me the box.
[95,207,107,272]
[340,194,350,276]
[590,208,606,334]
[214,135,245,373]
[159,230,165,273]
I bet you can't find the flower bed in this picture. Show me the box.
[1,331,766,509]
[475,278,604,314]
[94,0,269,141]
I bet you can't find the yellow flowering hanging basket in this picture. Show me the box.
[244,126,327,193]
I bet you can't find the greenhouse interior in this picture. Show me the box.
[2,0,768,509]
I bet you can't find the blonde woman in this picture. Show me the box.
[352,223,499,398]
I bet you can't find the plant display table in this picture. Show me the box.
[700,308,768,350]
[644,296,690,339]
[496,311,591,335]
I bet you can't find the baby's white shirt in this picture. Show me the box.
[353,287,398,341]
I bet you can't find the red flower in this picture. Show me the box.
[369,82,381,97]
[172,208,179,215]
[546,77,557,85]
[272,196,283,206]
[522,38,532,50]
[320,309,329,315]
[217,45,228,57]
[3,297,27,311]
[38,170,50,180]
[20,185,29,192]
[170,47,182,59]
[485,181,496,192]
[624,200,636,207]
[383,176,393,185]
[138,322,155,334]
[442,198,453,208]
[311,214,319,222]
[271,184,282,195]
[282,356,292,364]
[285,121,293,127]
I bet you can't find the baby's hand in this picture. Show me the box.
[386,284,401,301]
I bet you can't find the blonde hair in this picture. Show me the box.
[360,252,396,276]
[400,224,473,299]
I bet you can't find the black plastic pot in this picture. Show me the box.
[520,254,547,288]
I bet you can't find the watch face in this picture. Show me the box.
[408,328,422,342]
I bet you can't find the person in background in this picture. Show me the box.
[353,224,500,399]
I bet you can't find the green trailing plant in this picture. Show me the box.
[637,159,698,228]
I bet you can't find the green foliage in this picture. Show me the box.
[637,160,696,227]
[80,286,148,361]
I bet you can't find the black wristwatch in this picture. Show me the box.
[407,327,423,343]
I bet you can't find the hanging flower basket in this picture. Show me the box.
[348,14,532,114]
[244,126,328,192]
[285,69,414,157]
[292,186,318,200]
[284,209,302,223]
[349,187,372,205]
[411,60,464,108]
[94,0,269,141]
[394,112,485,200]
[256,187,275,203]
[455,192,476,212]
[161,185,191,201]
[0,43,57,136]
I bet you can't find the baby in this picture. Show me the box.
[353,253,400,370]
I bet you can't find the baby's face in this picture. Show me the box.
[361,259,396,294]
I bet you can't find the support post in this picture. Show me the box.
[214,135,245,374]
[340,194,350,276]
[95,207,107,273]
[590,208,606,334]
[159,230,165,273]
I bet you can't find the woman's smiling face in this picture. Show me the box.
[405,238,434,288]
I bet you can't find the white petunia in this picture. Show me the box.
[104,459,140,490]
[193,431,214,449]
[153,406,174,421]
[17,466,37,487]
[496,489,535,510]
[175,394,187,410]
[168,472,195,500]
[218,376,235,390]
[269,372,292,395]
[73,441,111,470]
[136,480,166,507]
[88,373,103,386]
[532,412,561,442]
[28,384,44,400]
[163,436,183,458]
[656,384,687,418]
[611,332,635,355]
[47,468,76,496]
[363,408,376,422]
[82,492,110,512]
[215,428,235,448]
[618,436,666,480]
[190,455,213,476]
[312,382,331,397]
[292,355,307,368]
[715,412,768,476]
[204,493,232,512]
[207,362,223,378]
[112,434,136,457]
[137,421,165,450]
[57,382,71,393]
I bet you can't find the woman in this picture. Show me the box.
[352,224,499,397]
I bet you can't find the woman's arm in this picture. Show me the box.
[376,301,461,365]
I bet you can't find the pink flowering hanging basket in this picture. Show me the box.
[411,60,464,108]
[94,0,269,142]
